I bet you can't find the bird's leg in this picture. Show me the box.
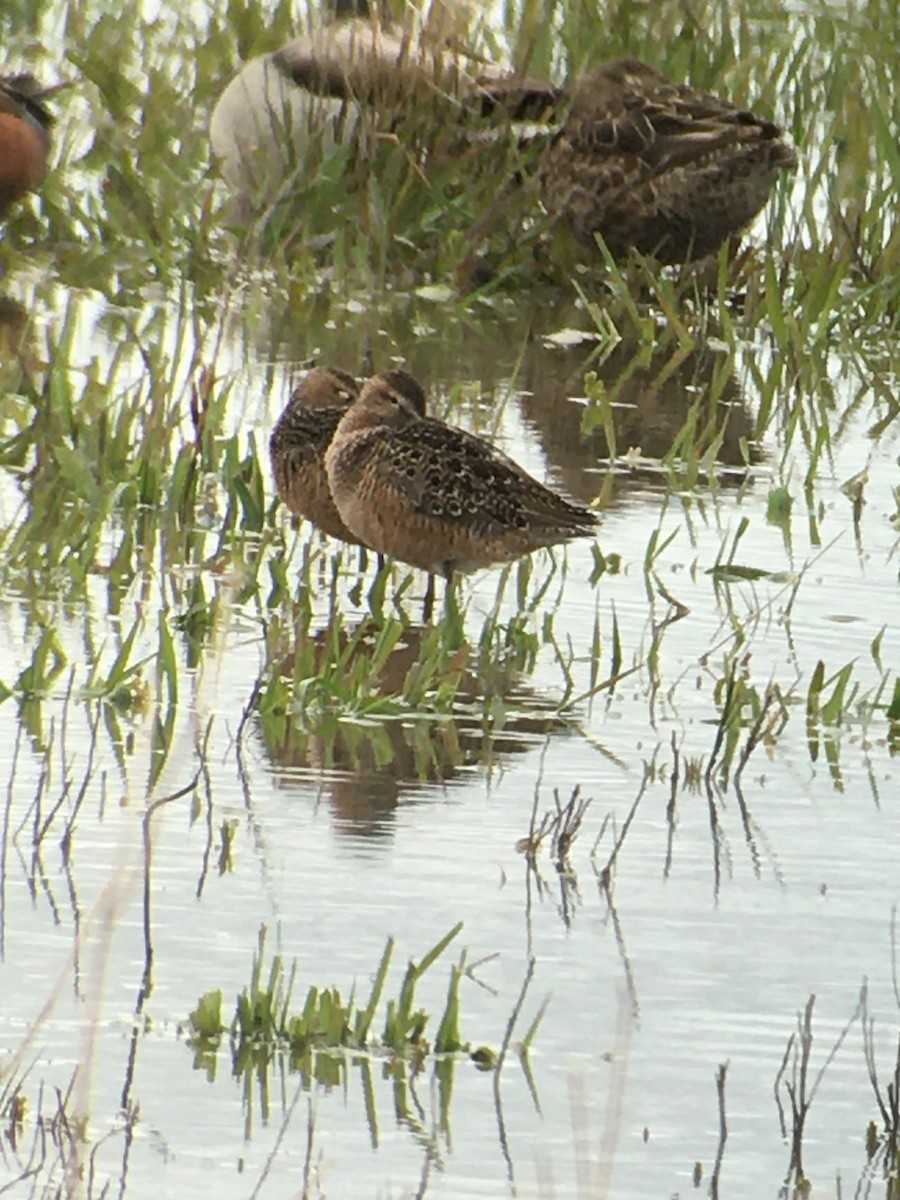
[422,573,435,623]
[355,548,385,599]
[442,566,458,620]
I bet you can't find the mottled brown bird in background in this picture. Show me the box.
[0,74,61,219]
[542,57,797,263]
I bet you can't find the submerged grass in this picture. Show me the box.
[189,922,478,1074]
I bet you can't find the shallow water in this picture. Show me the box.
[1,269,898,1200]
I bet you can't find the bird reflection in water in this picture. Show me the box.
[256,620,569,841]
[517,334,756,507]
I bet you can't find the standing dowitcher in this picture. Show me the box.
[324,369,599,608]
[269,366,363,544]
[542,58,797,263]
[0,73,62,219]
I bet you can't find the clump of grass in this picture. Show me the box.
[517,784,591,869]
[0,292,281,648]
[775,992,862,1193]
[0,1068,139,1197]
[2,1087,28,1152]
[256,567,574,733]
[692,638,899,796]
[860,978,900,1170]
[257,608,471,724]
[249,578,586,807]
[187,922,492,1083]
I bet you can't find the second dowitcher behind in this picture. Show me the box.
[269,366,363,543]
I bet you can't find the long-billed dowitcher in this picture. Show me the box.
[542,57,797,263]
[0,73,62,219]
[209,0,558,203]
[324,369,599,607]
[269,366,363,543]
